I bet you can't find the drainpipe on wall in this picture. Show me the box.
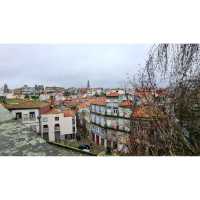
[37,115,41,136]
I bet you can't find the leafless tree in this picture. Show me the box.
[130,44,200,155]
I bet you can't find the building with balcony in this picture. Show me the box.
[90,93,133,152]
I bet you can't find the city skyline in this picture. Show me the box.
[0,44,151,88]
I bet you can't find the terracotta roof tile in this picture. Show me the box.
[135,88,168,98]
[132,105,165,119]
[119,100,133,108]
[42,108,62,115]
[91,97,107,106]
[106,91,120,97]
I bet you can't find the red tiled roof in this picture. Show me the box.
[156,89,168,96]
[42,108,62,115]
[106,91,120,97]
[135,88,168,98]
[134,91,152,98]
[90,97,107,106]
[119,100,133,108]
[132,106,165,119]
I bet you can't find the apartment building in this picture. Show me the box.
[45,86,65,94]
[41,109,77,142]
[86,88,104,97]
[90,92,133,152]
[21,85,35,95]
[34,85,44,95]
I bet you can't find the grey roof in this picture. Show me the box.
[0,120,83,156]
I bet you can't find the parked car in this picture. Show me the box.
[82,149,90,153]
[78,144,90,151]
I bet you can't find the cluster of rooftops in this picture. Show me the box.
[3,99,76,118]
[3,87,168,119]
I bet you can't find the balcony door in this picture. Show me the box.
[96,135,100,145]
[43,125,49,141]
[55,124,60,142]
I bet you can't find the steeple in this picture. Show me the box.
[87,80,90,89]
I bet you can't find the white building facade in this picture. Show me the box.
[9,108,40,132]
[5,101,51,133]
[41,109,77,142]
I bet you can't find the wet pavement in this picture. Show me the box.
[0,120,84,156]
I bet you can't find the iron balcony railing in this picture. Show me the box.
[91,121,130,133]
[90,110,131,119]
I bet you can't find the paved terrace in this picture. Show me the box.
[0,120,84,156]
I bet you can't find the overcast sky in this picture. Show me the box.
[0,44,151,89]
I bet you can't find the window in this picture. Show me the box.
[16,112,22,120]
[54,124,60,142]
[71,134,75,139]
[55,123,60,131]
[29,112,36,120]
[73,127,76,133]
[43,125,49,133]
[43,125,49,141]
[65,134,68,140]
[55,116,59,121]
[113,141,118,149]
[113,108,118,114]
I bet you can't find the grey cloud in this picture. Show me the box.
[0,44,151,88]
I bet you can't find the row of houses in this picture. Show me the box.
[77,88,169,154]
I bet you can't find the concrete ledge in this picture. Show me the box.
[48,141,97,156]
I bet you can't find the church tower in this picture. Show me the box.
[87,80,90,89]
